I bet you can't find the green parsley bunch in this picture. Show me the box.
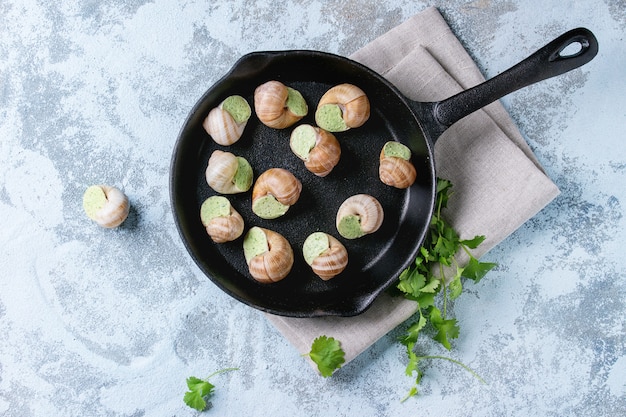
[397,178,495,399]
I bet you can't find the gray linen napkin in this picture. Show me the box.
[266,6,560,370]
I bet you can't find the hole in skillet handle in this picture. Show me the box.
[556,40,584,58]
[431,27,599,130]
[550,30,595,61]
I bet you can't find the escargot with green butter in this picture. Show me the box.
[315,83,370,132]
[336,194,383,239]
[254,81,308,129]
[82,185,130,228]
[379,141,417,189]
[205,150,254,194]
[243,226,294,283]
[290,124,341,177]
[251,168,302,219]
[203,95,252,145]
[303,232,348,280]
[200,196,244,243]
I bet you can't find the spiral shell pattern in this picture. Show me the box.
[83,185,130,228]
[291,126,341,177]
[379,150,417,189]
[336,194,384,238]
[252,168,302,206]
[203,107,246,146]
[204,210,244,243]
[247,228,294,283]
[317,83,370,129]
[309,234,348,281]
[205,150,251,194]
[254,81,306,129]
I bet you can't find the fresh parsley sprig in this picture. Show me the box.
[305,335,346,377]
[183,367,238,411]
[397,178,496,399]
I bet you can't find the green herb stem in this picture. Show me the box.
[205,367,239,380]
[440,263,447,318]
[417,355,486,384]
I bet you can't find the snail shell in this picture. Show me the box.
[379,142,417,189]
[251,168,302,219]
[203,95,251,145]
[254,81,308,129]
[82,185,130,228]
[315,83,370,132]
[244,227,294,283]
[289,124,341,177]
[200,196,244,243]
[205,150,253,194]
[336,194,384,239]
[303,232,348,281]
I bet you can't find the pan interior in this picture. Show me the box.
[171,51,435,317]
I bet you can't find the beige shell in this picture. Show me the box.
[203,209,245,243]
[202,106,246,146]
[247,228,294,283]
[84,185,130,228]
[290,127,341,177]
[205,150,249,194]
[310,234,348,281]
[318,83,370,129]
[379,149,417,189]
[252,168,302,206]
[254,81,305,129]
[336,194,384,237]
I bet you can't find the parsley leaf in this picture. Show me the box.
[430,307,460,350]
[459,235,487,249]
[306,335,346,377]
[183,368,238,411]
[462,256,497,283]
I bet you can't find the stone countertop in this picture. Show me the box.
[1,1,624,416]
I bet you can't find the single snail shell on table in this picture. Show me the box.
[378,141,417,189]
[303,232,348,280]
[251,168,302,219]
[200,196,244,243]
[254,81,308,129]
[289,124,341,177]
[82,185,130,228]
[336,194,384,239]
[205,150,253,194]
[203,95,251,145]
[315,83,370,132]
[243,227,294,283]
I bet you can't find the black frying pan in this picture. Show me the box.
[170,28,598,317]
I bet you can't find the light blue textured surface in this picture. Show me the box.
[1,1,624,416]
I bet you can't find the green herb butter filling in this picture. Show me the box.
[233,157,253,191]
[302,232,330,265]
[315,104,348,132]
[221,95,251,124]
[382,141,411,160]
[337,214,364,239]
[243,227,269,263]
[83,185,107,219]
[200,196,231,225]
[285,87,308,116]
[290,125,317,160]
[252,195,289,219]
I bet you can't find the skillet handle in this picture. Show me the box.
[433,27,599,128]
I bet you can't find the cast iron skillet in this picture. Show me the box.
[171,28,598,317]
